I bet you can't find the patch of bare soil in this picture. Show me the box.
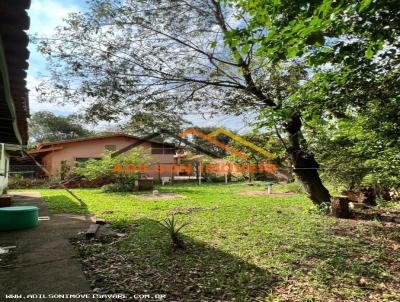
[352,206,400,224]
[238,191,298,197]
[137,193,186,201]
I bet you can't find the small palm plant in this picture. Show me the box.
[158,215,189,250]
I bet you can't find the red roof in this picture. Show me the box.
[35,133,175,150]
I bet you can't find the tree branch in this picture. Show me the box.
[211,0,277,108]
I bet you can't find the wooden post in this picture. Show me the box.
[224,162,230,184]
[198,162,202,185]
[331,197,350,218]
[85,223,100,239]
[171,165,174,184]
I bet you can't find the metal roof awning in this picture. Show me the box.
[0,0,31,146]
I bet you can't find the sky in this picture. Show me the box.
[26,0,249,132]
[27,0,84,115]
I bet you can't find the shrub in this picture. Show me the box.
[307,202,331,215]
[158,216,189,250]
[73,148,150,186]
[8,178,51,189]
[61,177,113,188]
[205,174,226,183]
[101,183,132,192]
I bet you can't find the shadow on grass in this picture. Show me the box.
[74,218,278,301]
[72,215,400,301]
[44,194,88,214]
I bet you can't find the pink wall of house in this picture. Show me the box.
[39,136,175,179]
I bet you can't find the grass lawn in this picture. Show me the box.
[17,183,400,301]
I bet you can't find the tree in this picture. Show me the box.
[301,89,399,193]
[37,0,334,204]
[29,111,93,144]
[225,131,290,181]
[180,151,212,184]
[190,127,233,158]
[230,0,399,66]
[226,0,399,199]
[120,112,192,137]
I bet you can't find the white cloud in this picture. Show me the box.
[29,0,80,37]
[26,75,80,114]
[27,1,82,116]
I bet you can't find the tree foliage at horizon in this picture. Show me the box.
[29,111,93,144]
[35,0,399,204]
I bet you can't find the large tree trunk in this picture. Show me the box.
[213,0,330,205]
[284,115,331,205]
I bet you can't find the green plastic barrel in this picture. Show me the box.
[0,206,39,231]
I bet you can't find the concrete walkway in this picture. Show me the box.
[0,192,93,301]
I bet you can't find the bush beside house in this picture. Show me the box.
[73,148,150,192]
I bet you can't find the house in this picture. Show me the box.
[29,134,177,179]
[0,1,31,195]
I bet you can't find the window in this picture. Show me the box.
[151,142,176,155]
[105,145,117,152]
[164,147,176,154]
[151,148,164,154]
